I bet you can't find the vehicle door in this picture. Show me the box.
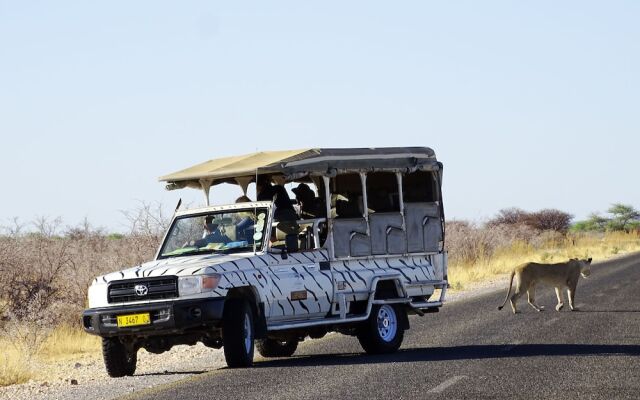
[264,249,333,322]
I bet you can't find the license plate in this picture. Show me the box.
[117,313,151,328]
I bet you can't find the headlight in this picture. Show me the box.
[178,274,221,296]
[87,282,108,308]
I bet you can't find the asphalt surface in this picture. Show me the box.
[126,255,640,400]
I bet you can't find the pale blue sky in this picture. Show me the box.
[1,1,638,231]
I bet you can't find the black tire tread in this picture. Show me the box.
[256,338,299,358]
[357,304,405,355]
[102,337,137,378]
[222,299,254,368]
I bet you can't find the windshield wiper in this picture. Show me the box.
[161,248,222,258]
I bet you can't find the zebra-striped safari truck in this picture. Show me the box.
[83,147,447,377]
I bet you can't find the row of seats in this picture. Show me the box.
[332,202,442,258]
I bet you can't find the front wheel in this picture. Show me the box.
[357,304,405,354]
[102,337,137,377]
[256,338,299,358]
[222,299,255,368]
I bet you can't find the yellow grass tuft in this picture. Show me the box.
[0,325,101,386]
[39,325,100,361]
[0,338,32,386]
[448,231,640,290]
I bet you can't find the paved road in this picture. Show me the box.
[127,255,640,400]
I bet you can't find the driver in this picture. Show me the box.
[193,216,231,247]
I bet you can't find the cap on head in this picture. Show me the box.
[292,183,314,199]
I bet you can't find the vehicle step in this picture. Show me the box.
[405,280,448,288]
[372,298,412,304]
[409,301,443,309]
[267,313,369,331]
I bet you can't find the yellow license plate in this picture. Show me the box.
[117,313,151,328]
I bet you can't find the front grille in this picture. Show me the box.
[108,276,178,304]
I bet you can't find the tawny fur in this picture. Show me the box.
[498,258,592,314]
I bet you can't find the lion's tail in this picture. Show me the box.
[497,270,515,310]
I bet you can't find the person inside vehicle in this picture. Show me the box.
[292,183,322,219]
[268,227,283,249]
[235,195,251,203]
[257,175,300,246]
[193,216,231,247]
[234,195,255,242]
[256,176,297,221]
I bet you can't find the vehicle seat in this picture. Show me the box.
[404,202,442,253]
[332,218,371,257]
[369,212,406,255]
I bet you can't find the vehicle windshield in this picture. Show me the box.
[159,207,269,258]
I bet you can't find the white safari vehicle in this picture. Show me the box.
[83,147,447,377]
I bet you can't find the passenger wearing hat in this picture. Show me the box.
[293,183,322,219]
[256,176,298,238]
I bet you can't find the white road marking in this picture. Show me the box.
[544,317,560,326]
[595,293,604,297]
[428,375,468,394]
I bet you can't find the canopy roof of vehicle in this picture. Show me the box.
[160,147,438,190]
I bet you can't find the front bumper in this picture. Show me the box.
[82,298,225,337]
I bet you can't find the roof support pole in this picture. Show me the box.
[199,178,213,206]
[322,175,335,260]
[235,177,253,197]
[396,171,407,233]
[359,172,369,235]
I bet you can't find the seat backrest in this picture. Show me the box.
[369,212,406,255]
[332,218,370,257]
[404,202,442,253]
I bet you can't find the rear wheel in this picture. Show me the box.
[102,337,137,377]
[222,299,255,368]
[256,338,299,357]
[357,304,405,354]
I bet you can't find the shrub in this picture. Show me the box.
[526,209,573,233]
[488,208,573,233]
[445,220,537,265]
[487,208,529,227]
[0,203,168,334]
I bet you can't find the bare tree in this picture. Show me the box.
[487,208,529,227]
[526,209,573,233]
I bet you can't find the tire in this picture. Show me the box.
[357,304,405,354]
[256,338,299,358]
[102,337,137,377]
[222,299,255,368]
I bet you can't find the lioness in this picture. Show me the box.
[498,258,592,314]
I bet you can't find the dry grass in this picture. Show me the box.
[0,325,101,386]
[39,325,101,361]
[0,340,32,386]
[448,231,640,290]
[0,210,166,387]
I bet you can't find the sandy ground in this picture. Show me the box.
[0,276,509,400]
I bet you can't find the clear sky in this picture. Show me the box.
[1,1,638,232]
